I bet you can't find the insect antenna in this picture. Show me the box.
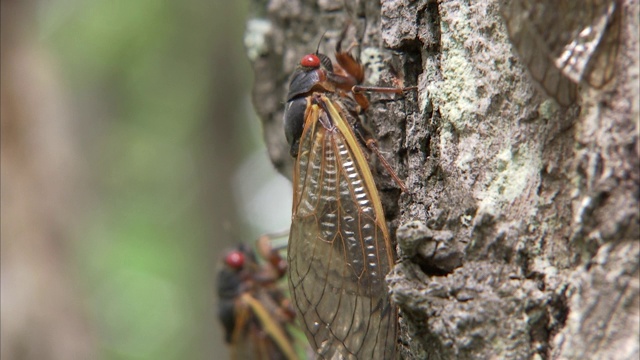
[315,30,327,56]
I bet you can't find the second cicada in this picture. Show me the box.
[283,32,406,360]
[217,237,303,360]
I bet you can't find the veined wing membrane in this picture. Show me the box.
[501,0,621,105]
[288,95,396,360]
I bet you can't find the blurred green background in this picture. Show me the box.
[1,0,291,359]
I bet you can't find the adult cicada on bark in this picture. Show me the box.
[283,32,407,359]
[217,237,303,360]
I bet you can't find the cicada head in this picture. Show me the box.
[287,53,334,101]
[217,249,246,344]
[284,51,338,158]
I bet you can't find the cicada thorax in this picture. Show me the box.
[217,243,300,360]
[283,38,399,359]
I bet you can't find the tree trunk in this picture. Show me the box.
[245,0,639,359]
[1,1,97,359]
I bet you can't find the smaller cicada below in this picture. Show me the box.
[217,237,304,360]
[284,31,410,360]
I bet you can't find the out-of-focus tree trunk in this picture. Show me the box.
[1,1,96,359]
[246,0,638,359]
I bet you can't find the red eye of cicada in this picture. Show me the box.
[300,54,321,68]
[224,250,245,269]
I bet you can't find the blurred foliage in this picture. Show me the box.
[28,0,291,359]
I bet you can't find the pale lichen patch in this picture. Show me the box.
[244,19,272,61]
[360,47,385,85]
[478,145,538,213]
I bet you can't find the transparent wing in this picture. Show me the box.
[239,293,298,360]
[288,98,396,360]
[501,0,621,105]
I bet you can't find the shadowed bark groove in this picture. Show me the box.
[245,0,639,359]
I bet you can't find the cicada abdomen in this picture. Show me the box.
[283,33,402,360]
[217,240,301,360]
[501,0,622,105]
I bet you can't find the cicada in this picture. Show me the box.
[501,0,622,105]
[217,237,302,360]
[283,31,407,359]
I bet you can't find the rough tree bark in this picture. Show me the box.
[245,0,639,359]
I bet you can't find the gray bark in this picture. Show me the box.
[245,0,639,359]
